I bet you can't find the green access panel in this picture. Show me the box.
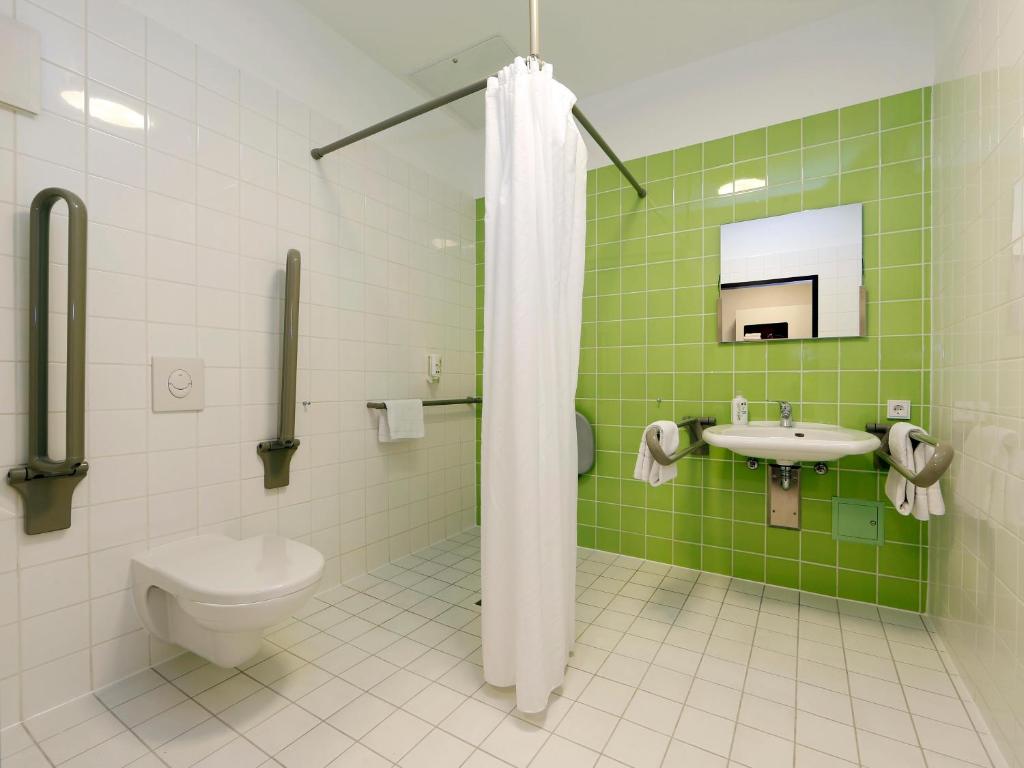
[832,497,884,545]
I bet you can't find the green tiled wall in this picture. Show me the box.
[476,88,932,611]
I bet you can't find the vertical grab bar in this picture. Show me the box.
[7,188,89,534]
[257,249,301,488]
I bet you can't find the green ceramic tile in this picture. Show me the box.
[704,136,734,167]
[767,120,802,154]
[475,89,932,608]
[881,90,923,130]
[735,128,767,162]
[803,110,839,146]
[840,100,879,138]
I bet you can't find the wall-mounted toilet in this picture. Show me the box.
[131,534,324,668]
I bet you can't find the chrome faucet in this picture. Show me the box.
[778,401,793,428]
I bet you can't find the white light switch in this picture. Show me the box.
[153,357,204,412]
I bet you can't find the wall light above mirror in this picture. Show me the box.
[718,203,865,342]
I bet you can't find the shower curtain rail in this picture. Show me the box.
[310,83,647,199]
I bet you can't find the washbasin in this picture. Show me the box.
[703,421,880,464]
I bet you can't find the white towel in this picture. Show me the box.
[378,399,424,442]
[912,441,945,520]
[633,421,679,487]
[885,423,917,517]
[885,423,946,520]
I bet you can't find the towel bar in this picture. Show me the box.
[366,396,482,409]
[7,188,89,534]
[258,250,301,488]
[646,417,717,466]
[865,423,953,488]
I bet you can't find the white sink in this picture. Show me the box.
[703,421,881,464]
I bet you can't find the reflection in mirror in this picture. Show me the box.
[718,204,864,342]
[721,276,816,340]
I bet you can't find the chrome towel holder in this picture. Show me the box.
[865,423,953,488]
[646,417,717,466]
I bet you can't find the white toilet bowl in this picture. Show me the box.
[131,534,325,668]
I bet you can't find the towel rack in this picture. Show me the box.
[865,423,953,488]
[257,249,301,488]
[647,417,717,466]
[366,396,482,409]
[7,188,89,534]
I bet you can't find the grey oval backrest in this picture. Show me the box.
[576,411,595,475]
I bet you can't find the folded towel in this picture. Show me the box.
[884,423,917,517]
[912,440,945,520]
[885,423,946,520]
[633,420,679,487]
[378,399,424,442]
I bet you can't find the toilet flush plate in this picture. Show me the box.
[152,357,205,412]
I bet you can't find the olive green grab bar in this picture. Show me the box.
[866,423,953,488]
[645,417,717,466]
[7,188,89,534]
[257,249,301,488]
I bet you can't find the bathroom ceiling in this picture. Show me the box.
[295,0,882,101]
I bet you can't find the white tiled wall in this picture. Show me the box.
[930,0,1024,764]
[0,0,477,726]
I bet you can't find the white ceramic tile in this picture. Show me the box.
[361,710,431,763]
[89,34,145,97]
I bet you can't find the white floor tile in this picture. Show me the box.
[674,706,735,757]
[398,728,473,768]
[480,715,549,767]
[730,723,794,768]
[362,710,432,762]
[603,719,669,768]
[6,530,1009,768]
[795,710,858,762]
[247,704,319,755]
[275,722,352,768]
[661,739,727,767]
[327,693,396,739]
[530,733,598,768]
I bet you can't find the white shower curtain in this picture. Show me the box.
[481,57,587,713]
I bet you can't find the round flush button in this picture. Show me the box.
[168,368,192,398]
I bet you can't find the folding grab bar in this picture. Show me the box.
[866,423,953,488]
[646,417,717,466]
[7,188,89,534]
[257,250,302,488]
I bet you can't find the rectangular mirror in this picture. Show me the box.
[718,203,864,342]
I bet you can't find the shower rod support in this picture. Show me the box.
[310,80,646,198]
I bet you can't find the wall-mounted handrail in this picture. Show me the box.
[646,417,717,466]
[7,188,89,534]
[257,250,301,488]
[866,422,953,488]
[366,396,481,409]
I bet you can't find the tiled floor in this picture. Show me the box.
[2,528,1006,768]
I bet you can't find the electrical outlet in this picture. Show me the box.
[887,399,911,420]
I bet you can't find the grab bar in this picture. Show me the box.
[865,423,953,488]
[7,188,89,534]
[257,249,301,488]
[646,417,717,466]
[366,396,482,409]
